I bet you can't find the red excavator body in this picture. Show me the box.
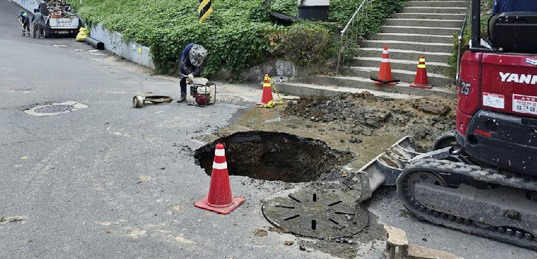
[392,6,537,250]
[457,51,537,175]
[361,2,537,250]
[456,9,537,176]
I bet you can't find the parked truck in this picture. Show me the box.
[37,0,80,38]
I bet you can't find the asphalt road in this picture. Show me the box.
[0,1,313,258]
[1,0,537,258]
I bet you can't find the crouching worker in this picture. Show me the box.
[18,11,30,37]
[178,43,208,103]
[32,9,46,39]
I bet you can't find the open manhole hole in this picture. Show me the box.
[262,185,369,239]
[25,101,88,116]
[194,131,352,182]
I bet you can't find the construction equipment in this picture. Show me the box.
[186,77,217,107]
[362,0,537,250]
[37,0,80,38]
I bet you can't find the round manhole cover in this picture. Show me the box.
[25,101,88,116]
[262,185,369,239]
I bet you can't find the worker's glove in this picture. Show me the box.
[187,74,194,84]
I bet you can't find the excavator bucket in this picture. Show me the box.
[357,136,419,201]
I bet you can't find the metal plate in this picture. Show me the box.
[262,186,369,239]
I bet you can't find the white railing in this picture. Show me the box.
[336,0,374,74]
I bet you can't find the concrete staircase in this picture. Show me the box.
[276,0,469,98]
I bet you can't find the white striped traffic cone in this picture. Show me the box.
[195,143,245,214]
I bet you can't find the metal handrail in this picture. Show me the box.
[336,0,374,74]
[455,8,471,86]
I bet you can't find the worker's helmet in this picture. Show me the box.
[189,44,208,67]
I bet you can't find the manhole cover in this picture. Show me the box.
[262,186,369,239]
[25,101,88,116]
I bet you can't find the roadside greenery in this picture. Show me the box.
[448,0,492,78]
[68,0,406,77]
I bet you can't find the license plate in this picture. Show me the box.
[57,30,69,34]
[513,94,537,115]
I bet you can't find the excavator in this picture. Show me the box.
[361,0,537,250]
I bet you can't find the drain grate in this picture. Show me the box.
[262,186,369,239]
[25,101,88,117]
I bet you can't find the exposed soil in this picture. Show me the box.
[284,92,456,151]
[199,92,457,172]
[194,131,353,182]
[194,92,458,258]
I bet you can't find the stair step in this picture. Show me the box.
[358,48,451,63]
[406,1,468,7]
[343,67,452,87]
[392,12,466,20]
[283,76,455,98]
[380,25,459,35]
[402,6,467,14]
[385,18,463,28]
[371,33,453,44]
[352,56,450,74]
[361,40,453,53]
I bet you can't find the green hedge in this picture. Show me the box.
[68,0,406,77]
[448,0,492,78]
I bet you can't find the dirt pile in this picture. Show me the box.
[284,93,457,148]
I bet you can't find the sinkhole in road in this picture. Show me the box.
[194,131,353,183]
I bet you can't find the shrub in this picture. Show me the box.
[279,23,334,67]
[68,0,407,77]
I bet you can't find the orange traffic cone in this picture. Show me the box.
[371,45,400,86]
[195,143,245,214]
[259,74,273,105]
[410,56,432,89]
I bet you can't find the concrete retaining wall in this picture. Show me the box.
[89,24,154,69]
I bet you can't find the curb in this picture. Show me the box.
[276,78,456,99]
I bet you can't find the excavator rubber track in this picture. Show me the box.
[397,158,537,250]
